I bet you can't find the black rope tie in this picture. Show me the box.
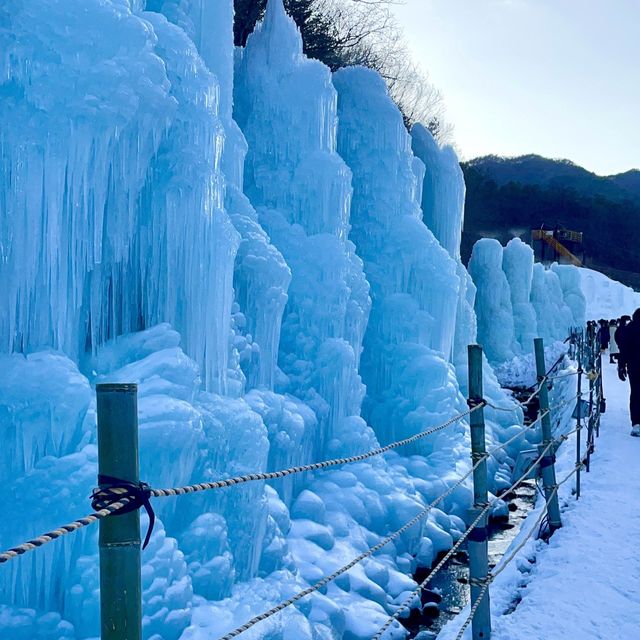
[91,475,156,549]
[467,397,486,410]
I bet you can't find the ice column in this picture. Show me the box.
[165,0,293,390]
[468,239,518,364]
[235,0,372,455]
[503,238,538,353]
[411,123,468,362]
[335,67,464,450]
[552,264,587,328]
[408,130,523,462]
[531,263,575,342]
[411,123,466,260]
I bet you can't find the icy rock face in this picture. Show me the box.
[235,0,372,455]
[411,124,466,261]
[0,0,240,395]
[334,66,464,454]
[552,264,587,328]
[159,0,292,390]
[531,263,575,343]
[469,239,518,364]
[502,238,538,353]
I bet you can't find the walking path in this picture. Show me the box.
[440,359,640,640]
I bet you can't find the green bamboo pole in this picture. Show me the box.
[96,383,142,640]
[467,345,491,640]
[533,338,562,532]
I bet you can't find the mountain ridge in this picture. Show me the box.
[461,154,640,291]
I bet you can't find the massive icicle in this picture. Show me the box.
[334,66,464,454]
[469,238,518,364]
[552,264,587,329]
[0,0,240,395]
[503,238,539,353]
[164,0,293,391]
[412,127,524,490]
[411,124,466,261]
[235,0,371,456]
[531,263,575,343]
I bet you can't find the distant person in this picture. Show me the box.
[597,319,610,353]
[617,309,640,437]
[609,319,620,364]
[615,315,631,348]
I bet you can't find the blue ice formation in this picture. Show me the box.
[0,1,564,638]
[235,0,372,457]
[503,238,539,353]
[409,128,524,490]
[469,236,586,363]
[469,239,518,364]
[552,264,587,328]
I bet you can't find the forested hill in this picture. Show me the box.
[461,155,640,289]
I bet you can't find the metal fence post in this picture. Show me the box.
[533,338,562,532]
[467,345,491,640]
[596,350,603,438]
[575,364,583,499]
[586,330,596,471]
[96,383,142,640]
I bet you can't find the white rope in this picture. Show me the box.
[218,451,490,640]
[152,405,483,498]
[453,462,584,640]
[372,440,556,639]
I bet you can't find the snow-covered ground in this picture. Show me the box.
[440,359,640,640]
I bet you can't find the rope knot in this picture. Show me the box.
[467,397,485,410]
[91,475,155,550]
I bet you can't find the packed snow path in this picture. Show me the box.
[444,359,640,640]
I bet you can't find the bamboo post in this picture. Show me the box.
[96,383,142,640]
[533,338,562,532]
[467,345,491,640]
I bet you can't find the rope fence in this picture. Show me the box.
[453,459,586,640]
[0,329,605,640]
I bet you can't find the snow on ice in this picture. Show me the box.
[0,1,623,639]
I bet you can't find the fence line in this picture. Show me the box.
[0,328,603,640]
[453,459,585,640]
[372,438,558,640]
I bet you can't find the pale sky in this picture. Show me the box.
[392,0,640,175]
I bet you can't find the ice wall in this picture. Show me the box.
[530,263,574,343]
[334,66,464,454]
[552,264,587,328]
[468,239,518,364]
[235,0,371,455]
[0,1,537,637]
[0,0,240,395]
[411,123,466,260]
[580,268,640,319]
[503,238,538,353]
